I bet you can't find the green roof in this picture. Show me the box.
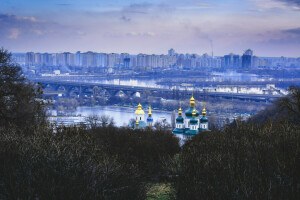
[173,128,185,134]
[185,107,199,117]
[190,118,198,125]
[134,121,147,129]
[200,116,208,123]
[176,116,184,123]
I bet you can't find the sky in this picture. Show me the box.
[0,0,300,57]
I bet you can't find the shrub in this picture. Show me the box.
[91,126,180,180]
[174,121,300,199]
[0,125,146,199]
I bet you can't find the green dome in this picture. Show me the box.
[200,116,208,123]
[176,116,184,123]
[185,107,199,118]
[190,117,198,125]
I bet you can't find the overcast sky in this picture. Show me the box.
[1,0,300,56]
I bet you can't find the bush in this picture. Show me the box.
[0,124,180,199]
[0,125,145,199]
[91,126,180,180]
[173,121,300,199]
[0,48,46,128]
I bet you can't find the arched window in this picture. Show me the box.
[140,117,141,120]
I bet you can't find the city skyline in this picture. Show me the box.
[13,48,299,72]
[1,0,300,57]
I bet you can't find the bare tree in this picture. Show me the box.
[92,86,101,96]
[154,119,171,131]
[85,114,100,129]
[128,118,136,129]
[100,115,115,127]
[85,114,115,129]
[277,86,300,122]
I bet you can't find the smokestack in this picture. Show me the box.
[210,39,214,59]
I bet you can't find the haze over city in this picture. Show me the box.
[1,0,300,56]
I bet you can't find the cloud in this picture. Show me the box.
[32,29,43,35]
[251,0,289,10]
[285,27,300,36]
[120,16,131,22]
[8,28,19,39]
[194,2,215,8]
[121,2,173,15]
[57,3,72,6]
[0,12,85,52]
[277,0,300,7]
[122,3,152,14]
[251,0,300,10]
[126,32,156,37]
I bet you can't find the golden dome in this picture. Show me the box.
[192,108,196,118]
[190,94,196,107]
[202,105,207,116]
[148,105,152,117]
[135,103,145,115]
[178,102,182,116]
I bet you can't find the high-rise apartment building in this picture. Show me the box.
[168,48,175,56]
[224,53,240,69]
[241,49,253,70]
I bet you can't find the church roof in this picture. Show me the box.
[134,120,147,129]
[176,116,184,123]
[200,116,208,123]
[173,128,185,134]
[185,129,198,135]
[185,107,199,118]
[147,116,153,122]
[190,117,198,125]
[135,103,145,115]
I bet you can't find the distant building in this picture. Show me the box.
[224,53,240,69]
[252,56,259,70]
[224,53,234,69]
[75,51,82,66]
[82,51,97,67]
[26,52,35,66]
[172,94,209,137]
[168,48,175,56]
[133,103,153,129]
[233,55,240,69]
[241,49,253,70]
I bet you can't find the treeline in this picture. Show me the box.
[1,48,300,199]
[0,125,180,199]
[173,121,300,199]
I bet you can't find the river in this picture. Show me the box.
[48,106,172,127]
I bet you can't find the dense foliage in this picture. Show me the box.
[0,48,45,127]
[0,125,180,199]
[91,127,180,180]
[173,121,300,199]
[251,86,300,124]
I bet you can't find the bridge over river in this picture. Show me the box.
[35,78,284,102]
